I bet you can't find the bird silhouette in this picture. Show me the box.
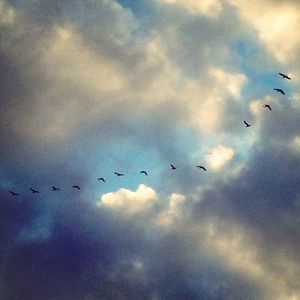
[114,172,124,176]
[30,187,39,193]
[140,170,148,176]
[170,164,176,170]
[97,177,106,182]
[197,166,207,171]
[274,88,285,95]
[244,120,251,127]
[263,104,272,111]
[51,186,60,191]
[279,73,291,80]
[9,190,19,196]
[72,185,80,190]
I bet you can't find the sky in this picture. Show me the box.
[1,0,300,299]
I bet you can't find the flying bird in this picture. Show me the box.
[30,187,39,193]
[279,73,291,80]
[170,164,176,170]
[140,170,148,176]
[263,104,272,111]
[114,172,124,177]
[274,88,285,95]
[51,186,60,191]
[72,185,81,190]
[97,177,106,182]
[197,166,207,171]
[9,190,19,196]
[244,120,251,127]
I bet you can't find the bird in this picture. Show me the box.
[274,88,285,95]
[9,190,19,196]
[279,73,291,80]
[51,186,60,191]
[244,120,251,127]
[30,187,39,193]
[114,172,124,176]
[97,177,105,182]
[140,170,148,176]
[263,104,272,111]
[72,185,81,190]
[197,166,207,171]
[170,164,176,170]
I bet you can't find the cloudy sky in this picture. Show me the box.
[1,0,300,299]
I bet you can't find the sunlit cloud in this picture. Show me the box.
[229,0,300,64]
[158,0,223,17]
[205,145,234,171]
[157,193,186,227]
[98,184,157,215]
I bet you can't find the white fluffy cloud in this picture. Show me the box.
[205,145,235,171]
[98,184,157,215]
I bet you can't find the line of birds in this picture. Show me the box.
[8,165,207,196]
[243,72,290,127]
[7,73,291,197]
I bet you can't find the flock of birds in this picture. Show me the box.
[8,73,291,197]
[243,72,290,128]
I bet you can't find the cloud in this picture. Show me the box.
[157,0,223,17]
[228,0,300,65]
[0,0,15,26]
[157,193,186,227]
[99,184,157,215]
[205,145,235,171]
[1,0,300,299]
[193,217,300,300]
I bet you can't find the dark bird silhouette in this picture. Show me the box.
[244,120,251,127]
[170,164,176,170]
[114,172,124,177]
[97,177,106,182]
[197,166,207,171]
[30,187,39,193]
[274,88,285,95]
[51,186,60,191]
[279,73,291,80]
[263,104,272,111]
[140,170,148,176]
[72,185,80,190]
[9,190,19,196]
